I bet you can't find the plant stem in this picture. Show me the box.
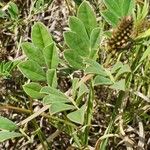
[32,119,50,150]
[0,104,77,128]
[84,81,94,145]
[29,99,51,150]
[99,45,144,149]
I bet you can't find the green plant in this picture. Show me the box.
[16,1,135,148]
[17,1,102,148]
[101,0,135,27]
[0,61,18,78]
[0,116,22,142]
[1,0,150,149]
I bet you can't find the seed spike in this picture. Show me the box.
[107,16,133,55]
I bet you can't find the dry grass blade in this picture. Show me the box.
[138,118,145,150]
[18,105,50,126]
[134,91,150,103]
